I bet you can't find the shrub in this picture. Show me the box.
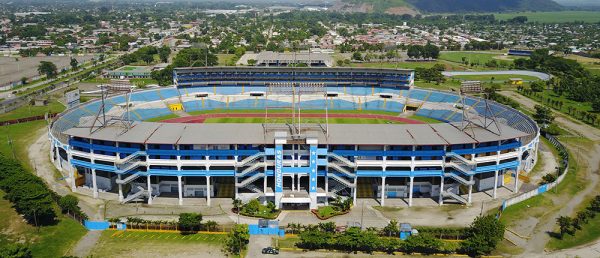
[402,234,443,254]
[460,215,505,256]
[224,224,250,255]
[178,213,202,231]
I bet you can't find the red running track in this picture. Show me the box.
[162,113,425,124]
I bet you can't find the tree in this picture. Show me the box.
[178,212,202,231]
[150,65,173,86]
[530,81,545,92]
[382,219,399,237]
[533,105,555,129]
[20,77,27,85]
[403,234,443,255]
[158,46,171,63]
[460,215,505,257]
[247,59,257,66]
[70,57,78,70]
[232,198,242,213]
[423,43,440,59]
[204,220,218,232]
[352,52,363,61]
[224,224,250,255]
[38,61,57,78]
[298,227,333,250]
[58,195,79,216]
[244,199,260,214]
[557,216,575,238]
[592,99,600,112]
[318,222,336,233]
[407,45,422,59]
[0,243,32,258]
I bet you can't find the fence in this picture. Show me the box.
[501,133,569,211]
[0,113,57,126]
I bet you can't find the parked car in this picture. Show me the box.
[261,247,279,255]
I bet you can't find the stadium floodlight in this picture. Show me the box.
[89,80,136,134]
[264,81,329,137]
[458,81,502,136]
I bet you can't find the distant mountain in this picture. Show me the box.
[334,0,564,14]
[554,0,600,7]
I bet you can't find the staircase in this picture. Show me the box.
[447,162,475,175]
[329,162,355,178]
[329,183,347,198]
[446,152,476,166]
[236,152,265,167]
[116,172,144,185]
[237,162,266,177]
[328,153,356,167]
[122,186,148,203]
[441,187,468,204]
[444,172,474,186]
[329,173,355,188]
[246,183,263,194]
[116,151,146,165]
[117,161,146,174]
[236,173,264,188]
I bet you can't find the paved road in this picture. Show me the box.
[442,70,551,81]
[247,235,274,258]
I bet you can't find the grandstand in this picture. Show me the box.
[49,67,539,209]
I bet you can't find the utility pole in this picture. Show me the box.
[360,200,364,230]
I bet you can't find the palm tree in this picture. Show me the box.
[205,220,218,232]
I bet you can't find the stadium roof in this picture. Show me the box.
[65,121,528,145]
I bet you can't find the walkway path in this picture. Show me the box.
[163,113,426,124]
[443,70,551,81]
[498,90,600,256]
[69,230,102,257]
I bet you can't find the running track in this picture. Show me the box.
[162,113,426,124]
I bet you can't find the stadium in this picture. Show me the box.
[48,67,539,209]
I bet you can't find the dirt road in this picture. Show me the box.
[499,91,600,256]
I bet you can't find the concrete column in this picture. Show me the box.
[353,177,357,204]
[493,170,498,199]
[381,177,386,206]
[92,169,98,198]
[206,176,211,206]
[118,174,123,202]
[439,176,444,205]
[292,174,295,191]
[468,175,473,204]
[147,174,152,205]
[408,176,414,207]
[297,175,301,191]
[325,171,329,196]
[514,170,519,193]
[178,175,183,205]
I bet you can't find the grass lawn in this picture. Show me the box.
[0,99,65,121]
[145,113,180,122]
[408,115,442,124]
[451,74,540,82]
[494,11,600,23]
[350,60,464,71]
[547,210,600,250]
[217,54,236,66]
[90,230,228,257]
[276,236,299,249]
[0,121,47,168]
[439,51,509,65]
[203,117,406,124]
[0,191,87,258]
[415,79,462,92]
[188,109,400,116]
[130,78,159,88]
